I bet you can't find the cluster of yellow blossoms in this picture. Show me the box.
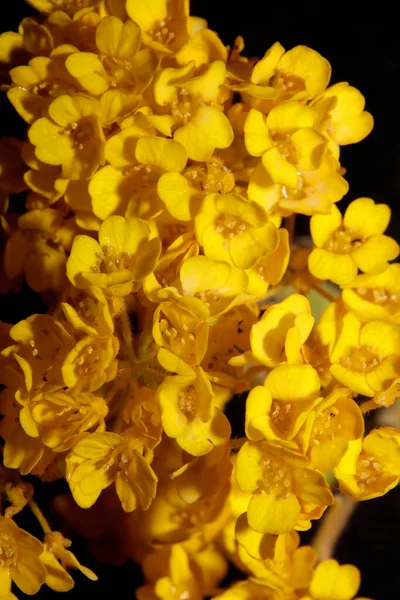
[0,0,399,598]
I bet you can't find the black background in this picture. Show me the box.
[1,1,399,598]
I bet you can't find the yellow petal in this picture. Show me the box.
[247,491,300,534]
[310,204,342,247]
[244,109,273,156]
[352,235,399,275]
[251,42,285,84]
[66,235,101,288]
[279,45,331,96]
[96,16,141,60]
[157,172,199,221]
[174,107,233,161]
[291,127,326,170]
[66,52,108,95]
[266,364,320,401]
[308,249,358,286]
[262,147,298,189]
[135,136,187,172]
[343,197,391,237]
[309,559,360,600]
[266,102,316,134]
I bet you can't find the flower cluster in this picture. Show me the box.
[0,0,397,598]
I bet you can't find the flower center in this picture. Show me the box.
[339,344,381,373]
[178,385,197,420]
[270,400,293,435]
[261,454,292,499]
[0,532,17,568]
[214,213,248,238]
[100,246,135,273]
[270,69,305,95]
[312,406,342,446]
[170,89,194,127]
[75,342,103,376]
[356,453,383,492]
[325,228,362,254]
[357,287,400,313]
[270,131,299,164]
[66,119,95,150]
[148,17,176,46]
[159,316,196,362]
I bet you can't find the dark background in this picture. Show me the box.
[1,1,399,598]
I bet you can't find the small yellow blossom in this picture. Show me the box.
[152,60,233,161]
[60,284,114,336]
[298,388,364,472]
[236,439,333,535]
[244,364,321,443]
[319,305,400,396]
[309,198,399,285]
[28,94,106,180]
[156,350,231,456]
[341,264,400,323]
[232,294,314,368]
[90,130,187,220]
[0,517,46,597]
[312,82,374,145]
[66,215,162,296]
[153,299,209,366]
[8,52,79,124]
[66,429,158,511]
[244,103,328,190]
[62,333,119,391]
[334,427,400,500]
[126,0,190,55]
[231,43,331,108]
[4,313,73,387]
[195,192,277,269]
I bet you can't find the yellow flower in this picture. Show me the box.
[152,61,233,161]
[90,129,187,220]
[341,264,400,323]
[312,82,374,145]
[62,333,119,391]
[153,299,209,366]
[28,94,106,180]
[0,517,46,597]
[231,43,331,109]
[244,103,329,190]
[4,313,73,387]
[156,350,231,456]
[244,364,321,443]
[66,429,158,511]
[66,215,161,296]
[41,531,97,592]
[60,284,114,336]
[4,208,76,293]
[160,255,250,322]
[298,388,364,472]
[309,198,399,285]
[126,0,190,55]
[8,52,79,124]
[194,192,278,269]
[21,142,67,205]
[236,439,333,535]
[66,16,157,123]
[309,559,365,600]
[334,427,400,501]
[234,294,314,368]
[157,157,235,223]
[248,151,348,216]
[319,305,400,396]
[15,382,109,451]
[122,387,163,451]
